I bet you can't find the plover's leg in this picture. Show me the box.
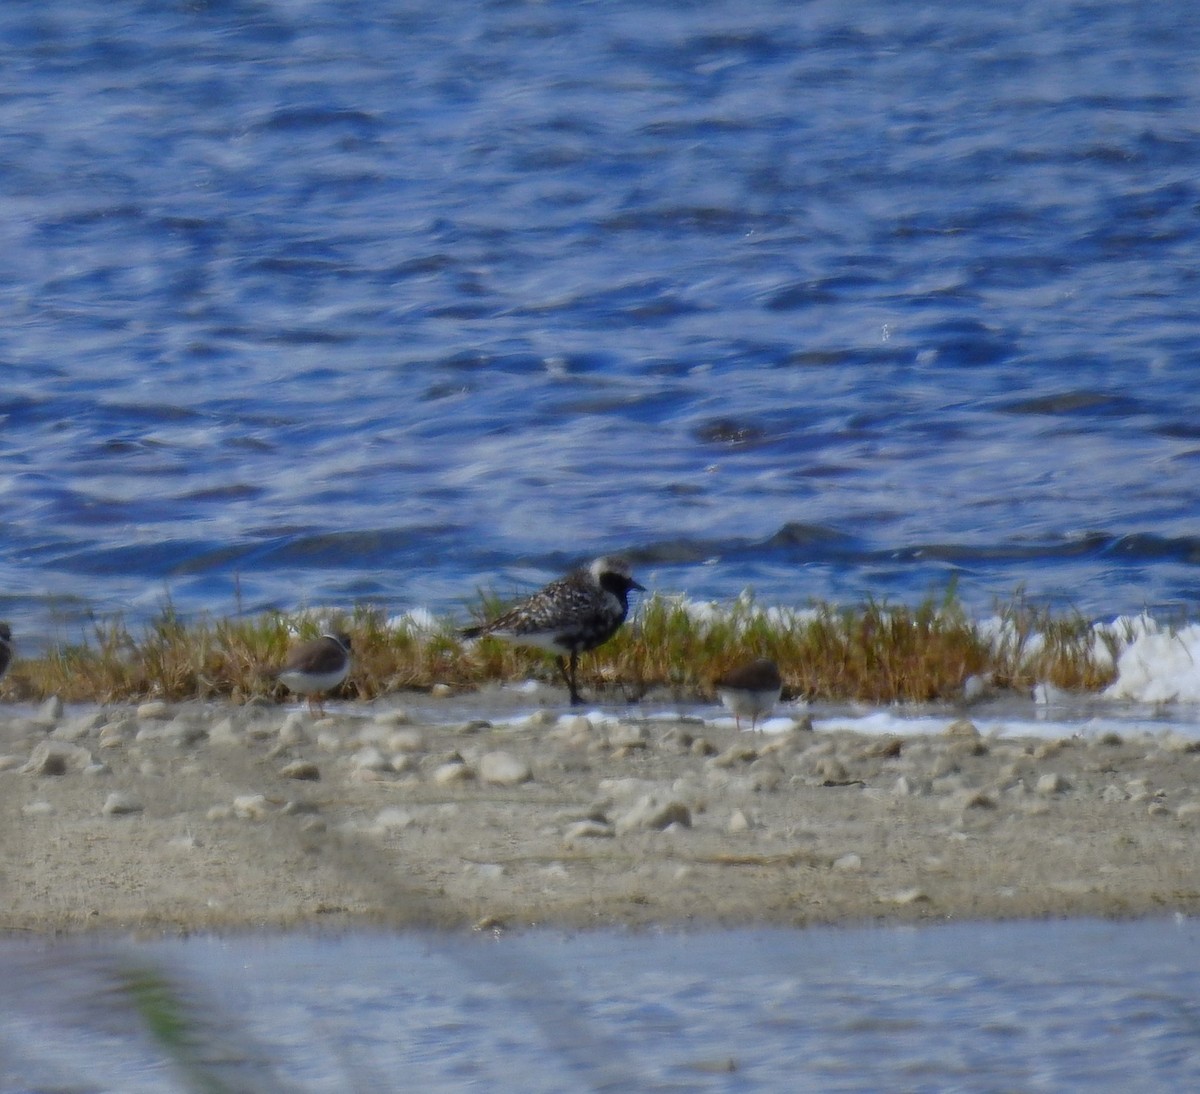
[559,652,584,706]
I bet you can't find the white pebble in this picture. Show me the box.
[233,794,271,820]
[728,808,754,833]
[615,795,692,833]
[374,807,414,830]
[1036,772,1070,796]
[564,820,615,841]
[278,715,310,746]
[387,728,425,752]
[136,701,170,720]
[433,761,474,785]
[207,718,242,747]
[479,751,532,786]
[103,792,143,816]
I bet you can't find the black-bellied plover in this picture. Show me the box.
[276,631,352,714]
[714,657,782,733]
[461,556,645,705]
[0,623,12,683]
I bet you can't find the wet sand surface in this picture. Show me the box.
[3,691,1199,934]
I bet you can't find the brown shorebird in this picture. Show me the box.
[276,631,352,715]
[714,657,782,733]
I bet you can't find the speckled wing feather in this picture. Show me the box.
[482,571,610,637]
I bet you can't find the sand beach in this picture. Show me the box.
[3,689,1199,936]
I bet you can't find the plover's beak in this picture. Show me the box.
[630,578,646,592]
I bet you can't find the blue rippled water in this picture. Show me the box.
[3,1,1200,639]
[5,921,1200,1092]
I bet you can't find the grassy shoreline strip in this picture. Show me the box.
[0,591,1126,705]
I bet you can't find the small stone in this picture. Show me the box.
[430,683,454,698]
[387,729,425,752]
[610,724,650,750]
[859,737,903,759]
[728,808,758,833]
[21,741,93,776]
[833,853,863,872]
[887,888,930,905]
[208,718,242,747]
[22,800,55,816]
[280,760,321,781]
[1101,784,1127,803]
[351,746,391,772]
[941,788,995,812]
[278,714,310,746]
[615,795,692,833]
[83,762,111,777]
[1148,802,1171,817]
[708,745,759,769]
[961,674,990,702]
[1160,733,1197,754]
[479,751,532,786]
[0,755,24,772]
[98,720,134,749]
[812,757,848,781]
[349,767,390,784]
[1034,740,1070,760]
[661,727,695,750]
[1036,773,1070,796]
[748,758,786,792]
[564,819,615,841]
[1175,801,1200,821]
[930,754,960,778]
[136,701,171,721]
[433,761,474,785]
[280,800,320,816]
[246,719,277,741]
[233,794,271,820]
[373,708,412,727]
[944,719,979,739]
[102,792,143,816]
[374,807,414,830]
[893,775,920,797]
[141,716,206,747]
[53,712,106,741]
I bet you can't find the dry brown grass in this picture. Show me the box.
[1,590,1119,706]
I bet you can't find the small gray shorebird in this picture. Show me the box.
[276,631,352,715]
[714,657,782,733]
[0,622,12,683]
[461,556,645,706]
